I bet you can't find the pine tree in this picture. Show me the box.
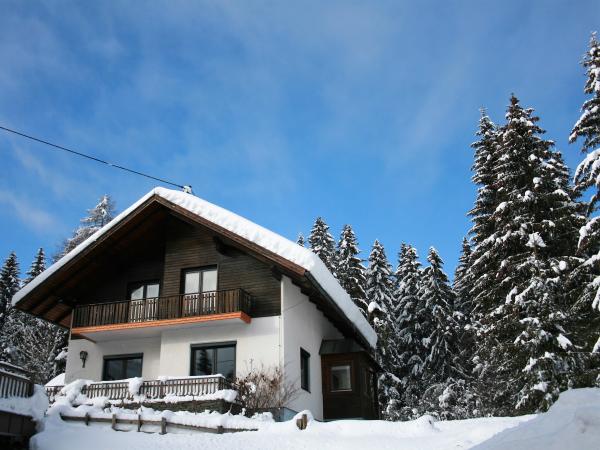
[569,32,600,356]
[452,238,477,410]
[336,225,368,316]
[417,248,471,418]
[393,243,426,419]
[0,252,20,362]
[420,249,457,373]
[467,112,503,316]
[7,249,68,383]
[469,111,502,245]
[25,248,46,284]
[366,240,401,420]
[308,217,337,275]
[472,95,587,415]
[570,32,600,154]
[54,194,116,261]
[453,238,472,317]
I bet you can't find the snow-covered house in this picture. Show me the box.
[12,188,378,421]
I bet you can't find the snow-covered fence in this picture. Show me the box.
[0,361,34,398]
[58,412,257,435]
[46,374,235,403]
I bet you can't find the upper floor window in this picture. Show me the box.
[128,281,160,300]
[183,267,218,294]
[300,348,310,392]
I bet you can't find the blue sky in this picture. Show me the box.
[1,1,598,276]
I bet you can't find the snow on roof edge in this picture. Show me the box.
[13,187,377,348]
[12,188,158,306]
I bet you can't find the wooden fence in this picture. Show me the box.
[46,375,235,403]
[59,412,257,435]
[0,361,33,399]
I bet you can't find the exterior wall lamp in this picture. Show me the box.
[80,350,88,368]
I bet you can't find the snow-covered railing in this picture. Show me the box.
[46,374,236,403]
[72,289,252,328]
[0,361,34,398]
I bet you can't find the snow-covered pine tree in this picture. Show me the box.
[452,237,477,410]
[25,248,45,284]
[453,238,472,317]
[570,32,600,155]
[418,247,472,419]
[569,32,600,356]
[296,233,305,247]
[308,217,337,275]
[467,111,503,317]
[472,95,587,415]
[0,252,20,362]
[393,243,426,419]
[54,194,116,262]
[366,240,401,420]
[7,249,68,383]
[336,225,368,317]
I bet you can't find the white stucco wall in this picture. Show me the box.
[65,336,161,383]
[281,276,343,420]
[65,317,280,383]
[158,317,280,377]
[64,280,344,422]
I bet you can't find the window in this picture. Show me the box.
[128,281,160,322]
[190,342,236,379]
[300,348,310,392]
[128,281,160,300]
[102,354,143,381]
[183,267,218,294]
[331,364,352,392]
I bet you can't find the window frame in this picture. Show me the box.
[127,280,160,300]
[102,353,143,381]
[330,362,353,393]
[181,266,219,294]
[189,341,236,380]
[300,348,310,392]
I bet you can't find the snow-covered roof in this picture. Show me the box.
[13,187,376,348]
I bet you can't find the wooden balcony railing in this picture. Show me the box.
[0,361,34,398]
[72,289,252,328]
[45,375,234,403]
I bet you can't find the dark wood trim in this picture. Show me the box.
[54,307,73,324]
[213,236,242,257]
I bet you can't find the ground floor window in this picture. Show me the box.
[190,342,236,379]
[300,348,310,392]
[102,354,143,381]
[331,364,352,392]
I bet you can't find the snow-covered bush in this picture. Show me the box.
[235,364,299,415]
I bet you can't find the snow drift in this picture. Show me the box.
[473,387,600,450]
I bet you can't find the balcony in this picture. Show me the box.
[71,289,252,339]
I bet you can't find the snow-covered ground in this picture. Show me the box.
[29,388,600,450]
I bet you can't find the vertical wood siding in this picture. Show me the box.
[162,217,281,317]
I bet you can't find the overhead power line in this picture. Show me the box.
[0,124,190,191]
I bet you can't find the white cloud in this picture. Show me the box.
[0,189,58,233]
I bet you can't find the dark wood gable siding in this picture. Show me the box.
[162,216,281,317]
[72,228,166,304]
